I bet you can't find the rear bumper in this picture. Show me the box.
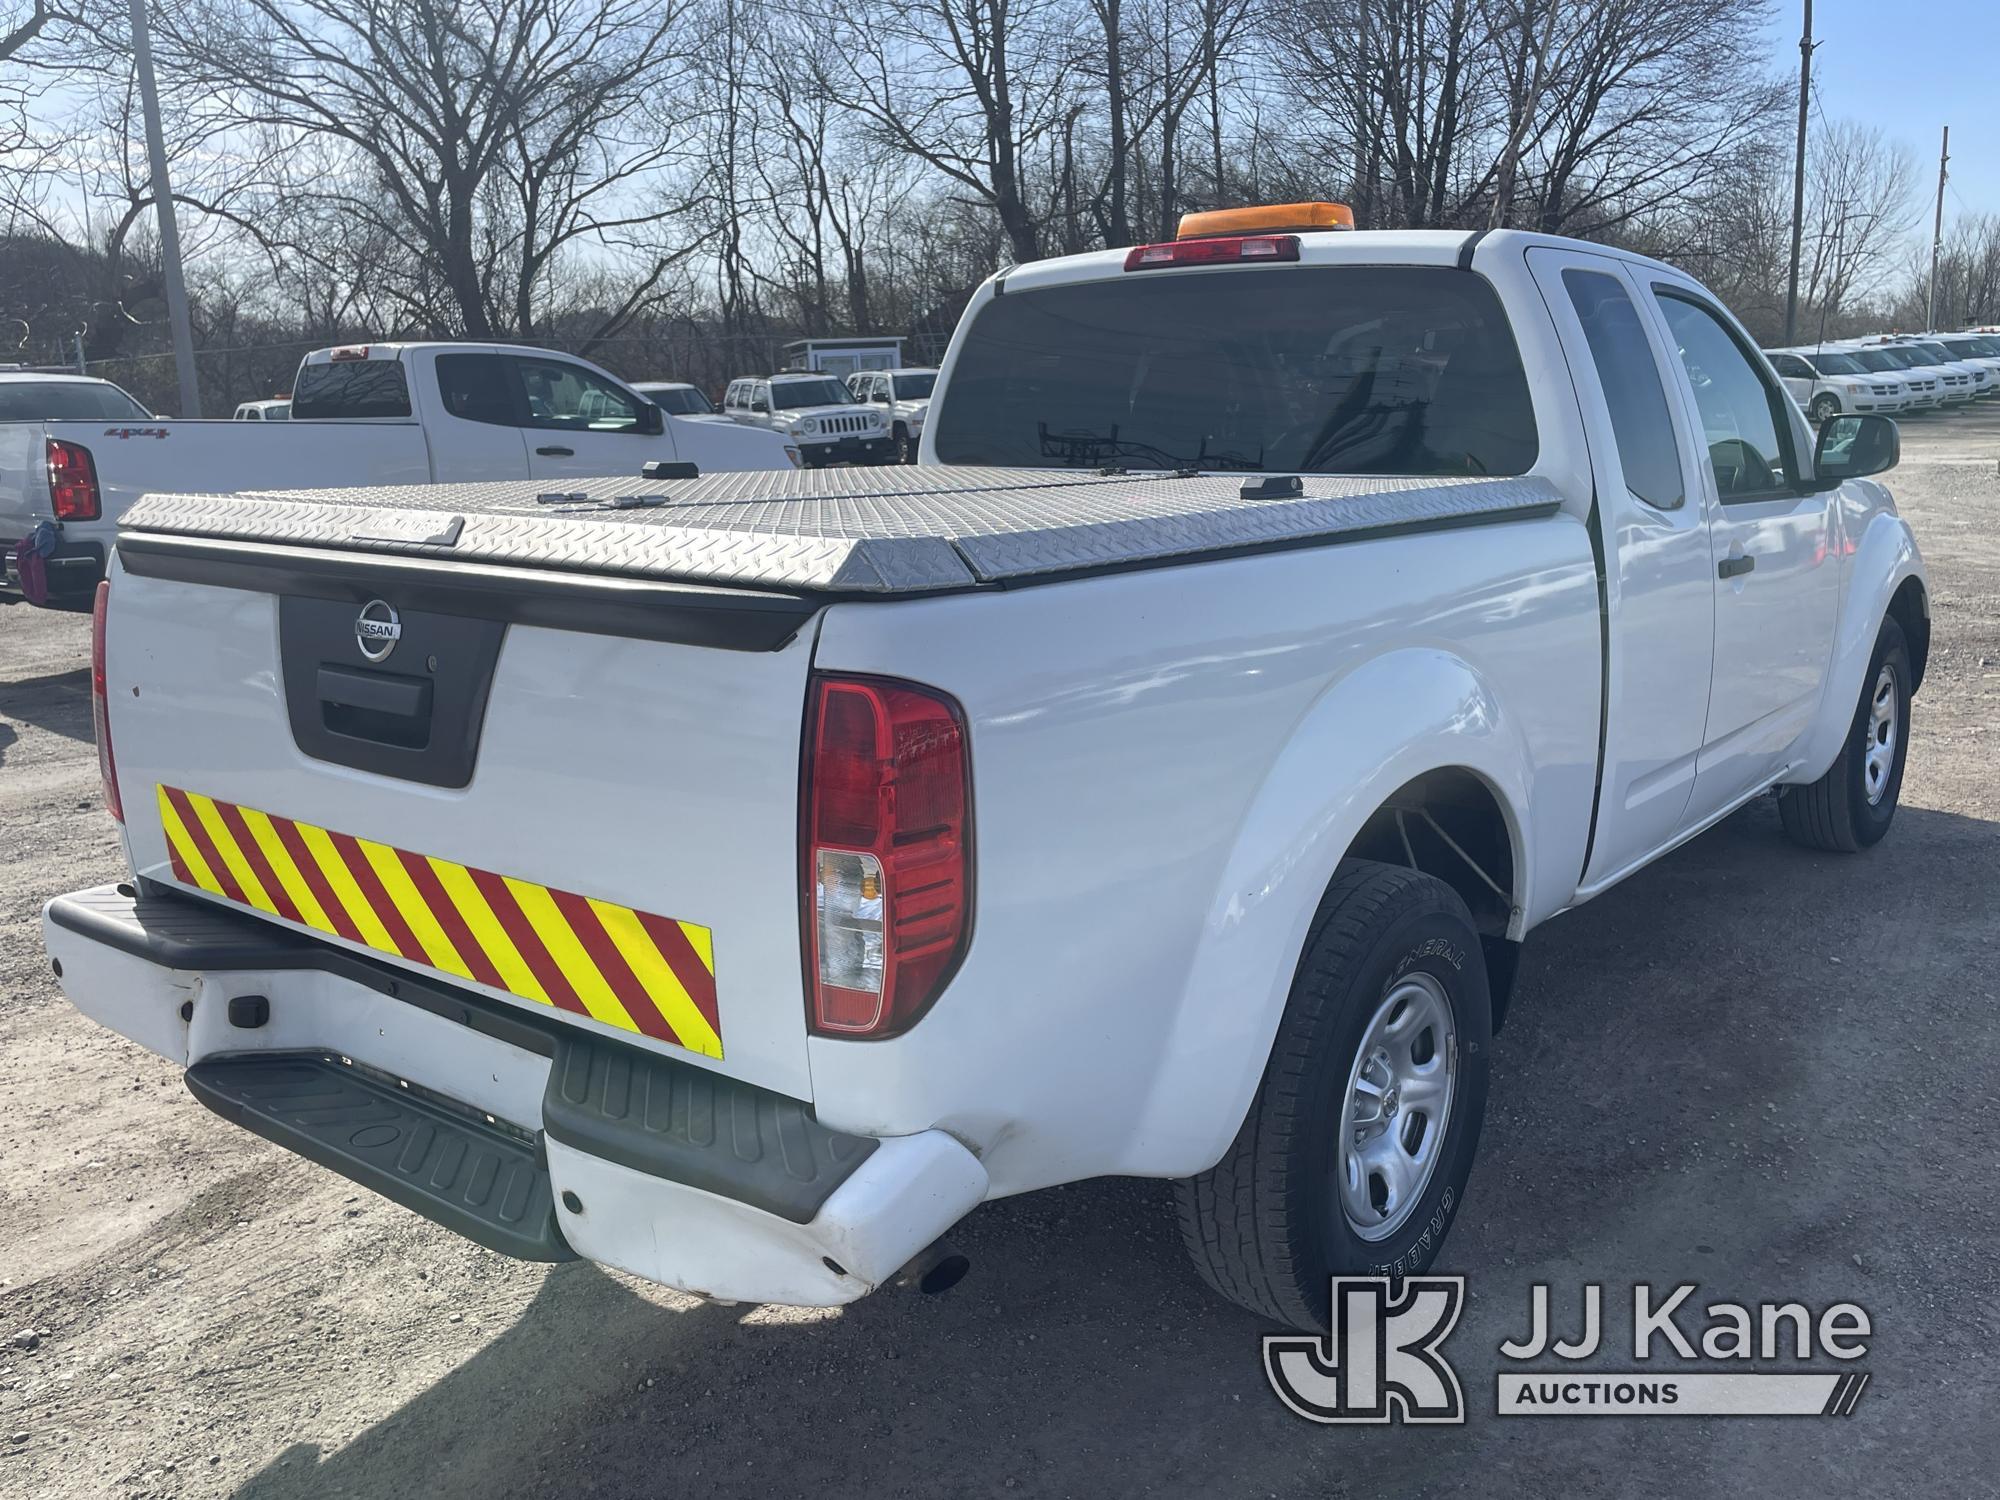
[1,535,104,607]
[43,883,987,1306]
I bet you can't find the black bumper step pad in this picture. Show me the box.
[187,1052,573,1262]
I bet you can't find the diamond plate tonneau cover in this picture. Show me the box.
[119,467,1565,596]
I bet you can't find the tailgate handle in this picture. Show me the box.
[316,665,433,749]
[535,445,575,457]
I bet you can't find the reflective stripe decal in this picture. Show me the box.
[154,784,722,1059]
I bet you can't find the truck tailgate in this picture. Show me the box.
[104,562,820,1100]
[0,423,48,536]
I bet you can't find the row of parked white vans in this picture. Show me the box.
[1763,332,2000,422]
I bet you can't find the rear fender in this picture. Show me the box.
[1128,647,1534,1175]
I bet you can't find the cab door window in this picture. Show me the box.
[1655,291,1797,501]
[511,357,644,431]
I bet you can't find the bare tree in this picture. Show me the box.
[163,0,709,339]
[824,0,1078,265]
[1797,120,1916,329]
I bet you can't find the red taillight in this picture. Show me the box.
[803,674,972,1038]
[47,438,100,521]
[1123,234,1300,271]
[91,579,122,822]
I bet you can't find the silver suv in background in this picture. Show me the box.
[722,374,895,467]
[846,368,938,464]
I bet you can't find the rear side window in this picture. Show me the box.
[436,354,519,426]
[1562,270,1683,510]
[291,359,412,419]
[0,380,150,421]
[932,266,1537,476]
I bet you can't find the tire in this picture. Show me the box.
[1779,614,1911,852]
[1808,393,1840,425]
[1176,860,1492,1329]
[894,424,915,465]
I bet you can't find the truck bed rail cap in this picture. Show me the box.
[119,467,1563,596]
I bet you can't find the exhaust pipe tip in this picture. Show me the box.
[893,1240,971,1296]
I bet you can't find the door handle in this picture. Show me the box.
[1718,555,1756,580]
[535,445,574,457]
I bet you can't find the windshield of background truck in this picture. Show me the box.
[0,380,150,420]
[931,265,1537,475]
[645,386,714,414]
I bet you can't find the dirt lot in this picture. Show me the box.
[2,410,1997,1499]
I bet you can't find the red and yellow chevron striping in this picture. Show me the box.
[154,784,721,1059]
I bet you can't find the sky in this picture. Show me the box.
[1761,0,2000,221]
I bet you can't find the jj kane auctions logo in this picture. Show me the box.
[1266,1279,1872,1423]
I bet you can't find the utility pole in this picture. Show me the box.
[1782,0,1813,346]
[126,0,202,417]
[1927,125,1950,334]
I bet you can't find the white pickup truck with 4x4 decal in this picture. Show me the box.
[45,206,1928,1329]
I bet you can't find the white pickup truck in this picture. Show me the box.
[2,342,795,608]
[44,209,1929,1330]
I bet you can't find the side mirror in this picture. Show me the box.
[1813,412,1898,484]
[634,401,664,435]
[752,400,769,413]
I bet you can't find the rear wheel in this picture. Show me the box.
[1779,614,1911,852]
[1176,861,1491,1329]
[1808,393,1840,425]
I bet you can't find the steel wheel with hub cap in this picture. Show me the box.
[1781,614,1913,852]
[1177,860,1492,1330]
[1338,973,1458,1241]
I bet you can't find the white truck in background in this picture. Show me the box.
[2,342,796,608]
[46,210,1928,1331]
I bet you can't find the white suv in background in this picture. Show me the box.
[632,381,731,422]
[1841,345,1941,409]
[1928,332,2000,388]
[846,368,939,464]
[1862,341,1978,405]
[1765,349,1908,423]
[722,374,895,467]
[1889,338,1994,400]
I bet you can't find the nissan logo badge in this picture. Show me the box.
[355,599,402,663]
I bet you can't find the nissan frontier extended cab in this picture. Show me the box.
[45,208,1928,1331]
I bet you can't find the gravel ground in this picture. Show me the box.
[1,410,1997,1499]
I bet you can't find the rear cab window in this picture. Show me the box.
[291,358,413,419]
[0,381,151,421]
[931,265,1538,476]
